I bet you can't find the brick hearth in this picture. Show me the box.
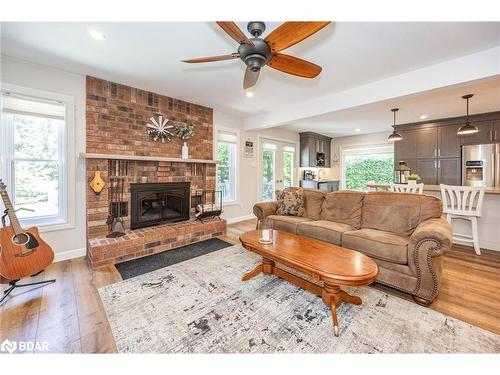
[88,219,227,268]
[85,76,226,268]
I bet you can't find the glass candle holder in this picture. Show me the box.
[259,224,274,244]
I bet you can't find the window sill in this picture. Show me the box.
[20,220,75,233]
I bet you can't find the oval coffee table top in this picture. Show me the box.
[240,229,378,286]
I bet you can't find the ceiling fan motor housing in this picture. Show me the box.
[238,38,272,72]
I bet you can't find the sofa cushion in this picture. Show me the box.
[266,215,311,234]
[276,189,306,217]
[320,191,364,229]
[361,192,442,236]
[297,220,353,245]
[342,228,409,265]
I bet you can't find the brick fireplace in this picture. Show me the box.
[85,76,226,268]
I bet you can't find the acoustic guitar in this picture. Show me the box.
[0,179,54,280]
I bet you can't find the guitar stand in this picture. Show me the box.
[0,271,56,304]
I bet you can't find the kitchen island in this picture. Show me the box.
[366,183,500,252]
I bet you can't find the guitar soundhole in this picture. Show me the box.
[13,232,30,245]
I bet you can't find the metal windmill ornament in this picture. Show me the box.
[147,115,174,143]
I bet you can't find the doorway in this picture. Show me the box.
[259,138,296,202]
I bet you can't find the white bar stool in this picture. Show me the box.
[440,184,485,255]
[390,183,424,194]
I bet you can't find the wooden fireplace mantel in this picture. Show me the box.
[79,152,219,164]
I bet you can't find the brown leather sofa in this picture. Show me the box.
[253,188,453,306]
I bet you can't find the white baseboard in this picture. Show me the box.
[225,214,255,224]
[54,247,86,262]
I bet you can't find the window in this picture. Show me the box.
[1,91,67,227]
[216,129,238,203]
[342,144,394,191]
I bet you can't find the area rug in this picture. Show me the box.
[115,238,233,279]
[99,245,500,353]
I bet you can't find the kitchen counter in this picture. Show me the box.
[366,183,500,195]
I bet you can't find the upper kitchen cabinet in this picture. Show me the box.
[299,132,332,168]
[394,130,417,161]
[416,127,438,158]
[438,124,462,158]
[491,119,500,142]
[460,120,495,145]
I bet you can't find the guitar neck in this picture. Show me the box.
[0,189,23,234]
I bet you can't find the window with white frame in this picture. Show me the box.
[216,129,238,203]
[1,91,68,227]
[341,144,394,191]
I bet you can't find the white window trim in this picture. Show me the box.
[0,82,76,232]
[340,142,394,190]
[214,126,240,206]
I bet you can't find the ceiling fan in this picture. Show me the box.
[182,21,331,89]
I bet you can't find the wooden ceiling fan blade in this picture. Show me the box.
[265,22,330,52]
[243,68,260,89]
[216,22,255,46]
[267,53,322,78]
[182,53,240,63]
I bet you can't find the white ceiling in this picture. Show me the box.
[280,77,500,137]
[1,21,500,120]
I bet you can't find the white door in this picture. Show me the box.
[260,139,296,202]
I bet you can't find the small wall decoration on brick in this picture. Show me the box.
[147,114,174,143]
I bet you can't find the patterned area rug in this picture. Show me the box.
[99,245,500,353]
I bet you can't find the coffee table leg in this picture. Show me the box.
[242,264,263,281]
[322,282,363,336]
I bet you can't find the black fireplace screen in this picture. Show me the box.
[130,182,190,229]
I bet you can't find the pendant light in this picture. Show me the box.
[388,108,403,142]
[457,94,478,135]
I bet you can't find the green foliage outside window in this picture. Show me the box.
[344,153,394,191]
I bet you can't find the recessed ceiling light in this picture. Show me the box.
[89,30,105,41]
[246,91,254,98]
[355,128,361,132]
[419,115,428,120]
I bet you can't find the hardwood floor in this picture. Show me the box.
[1,218,498,353]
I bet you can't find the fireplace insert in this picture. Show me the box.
[130,182,190,229]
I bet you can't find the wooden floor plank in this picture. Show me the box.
[1,218,499,352]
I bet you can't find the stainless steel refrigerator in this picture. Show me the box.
[462,143,500,187]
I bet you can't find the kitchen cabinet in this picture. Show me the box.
[416,159,438,185]
[438,124,462,158]
[491,120,500,142]
[460,121,495,145]
[416,128,438,158]
[394,130,417,161]
[299,132,332,168]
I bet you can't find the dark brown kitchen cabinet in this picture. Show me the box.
[438,158,461,185]
[491,120,500,142]
[416,159,438,185]
[299,132,332,168]
[416,128,438,158]
[394,130,416,161]
[460,121,494,145]
[438,124,462,158]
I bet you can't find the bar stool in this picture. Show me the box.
[390,183,424,194]
[440,184,485,255]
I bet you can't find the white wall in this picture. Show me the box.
[330,131,392,184]
[213,111,299,222]
[1,55,87,261]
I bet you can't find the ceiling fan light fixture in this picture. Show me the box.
[387,108,403,142]
[457,94,479,135]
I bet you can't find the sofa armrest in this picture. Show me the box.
[408,217,452,302]
[253,201,278,227]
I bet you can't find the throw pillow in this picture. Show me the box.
[276,189,306,217]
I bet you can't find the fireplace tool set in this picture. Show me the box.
[106,160,129,238]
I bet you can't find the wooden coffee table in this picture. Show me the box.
[239,230,378,336]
